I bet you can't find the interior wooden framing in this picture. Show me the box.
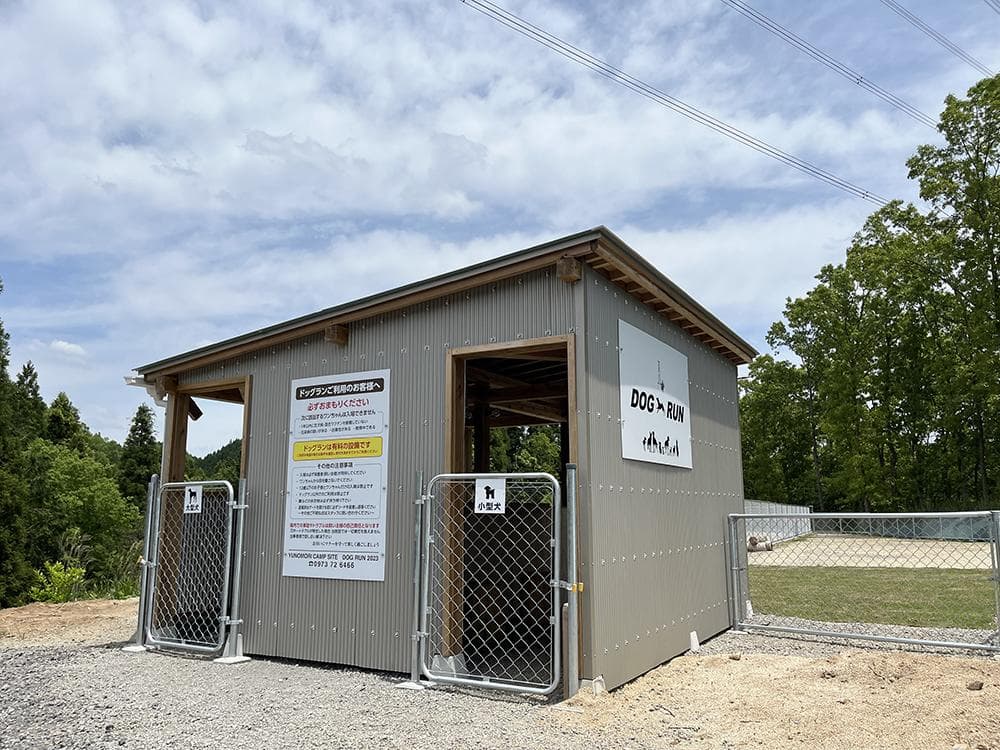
[443,334,577,474]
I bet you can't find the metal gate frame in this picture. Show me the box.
[139,479,246,655]
[414,471,567,696]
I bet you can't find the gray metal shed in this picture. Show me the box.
[133,226,756,693]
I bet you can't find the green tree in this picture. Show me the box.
[11,361,46,443]
[45,392,87,451]
[0,278,34,605]
[22,439,141,583]
[118,404,161,506]
[739,356,818,506]
[742,74,1000,512]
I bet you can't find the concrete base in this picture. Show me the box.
[121,645,148,653]
[214,654,251,665]
[213,633,250,664]
[579,675,606,696]
[688,630,701,653]
[395,680,427,691]
[430,653,467,677]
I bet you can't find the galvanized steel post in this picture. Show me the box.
[142,477,164,645]
[217,478,250,662]
[992,511,1000,646]
[566,464,580,699]
[124,474,159,652]
[405,471,426,686]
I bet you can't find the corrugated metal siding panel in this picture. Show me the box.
[175,266,577,672]
[580,266,743,690]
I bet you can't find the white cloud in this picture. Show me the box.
[1,0,997,455]
[49,340,87,358]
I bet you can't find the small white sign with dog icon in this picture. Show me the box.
[183,485,203,514]
[474,478,506,514]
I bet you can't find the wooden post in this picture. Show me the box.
[442,355,467,657]
[473,402,490,473]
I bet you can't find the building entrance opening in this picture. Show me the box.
[419,337,574,694]
[134,376,252,659]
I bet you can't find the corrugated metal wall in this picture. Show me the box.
[578,265,744,690]
[177,267,577,672]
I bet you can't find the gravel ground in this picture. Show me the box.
[2,600,1000,749]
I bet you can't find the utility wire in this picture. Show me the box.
[879,0,994,77]
[983,0,1000,17]
[459,0,889,206]
[720,0,936,129]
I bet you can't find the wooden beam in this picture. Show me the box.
[154,375,177,401]
[466,365,529,389]
[467,383,567,404]
[324,324,349,346]
[489,413,557,427]
[557,255,582,283]
[592,239,756,362]
[495,399,566,423]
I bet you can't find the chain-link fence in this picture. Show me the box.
[744,499,812,542]
[420,473,561,695]
[728,512,1000,652]
[146,482,235,653]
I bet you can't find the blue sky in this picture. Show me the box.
[1,0,997,454]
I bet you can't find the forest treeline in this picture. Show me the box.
[0,295,243,608]
[740,75,1000,513]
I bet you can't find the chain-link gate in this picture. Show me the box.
[419,473,561,695]
[145,481,236,654]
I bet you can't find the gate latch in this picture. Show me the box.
[551,580,584,593]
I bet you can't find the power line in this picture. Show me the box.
[879,0,994,77]
[720,0,936,129]
[983,0,1000,17]
[459,0,890,206]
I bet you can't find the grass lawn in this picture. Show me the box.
[748,566,997,629]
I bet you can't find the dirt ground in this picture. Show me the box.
[560,650,1000,749]
[3,598,1000,748]
[0,598,137,647]
[748,533,993,569]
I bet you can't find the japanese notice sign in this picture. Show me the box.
[183,485,203,514]
[618,320,692,469]
[282,369,390,581]
[474,477,506,514]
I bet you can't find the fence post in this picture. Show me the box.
[398,471,427,690]
[123,474,159,652]
[565,464,580,700]
[216,478,250,664]
[992,511,1000,647]
[728,514,744,629]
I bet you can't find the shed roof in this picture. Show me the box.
[136,226,757,378]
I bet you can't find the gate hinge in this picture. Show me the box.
[233,503,249,510]
[410,631,427,642]
[415,493,429,506]
[221,617,243,626]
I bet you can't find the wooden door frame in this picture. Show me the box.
[443,334,577,474]
[161,375,253,482]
